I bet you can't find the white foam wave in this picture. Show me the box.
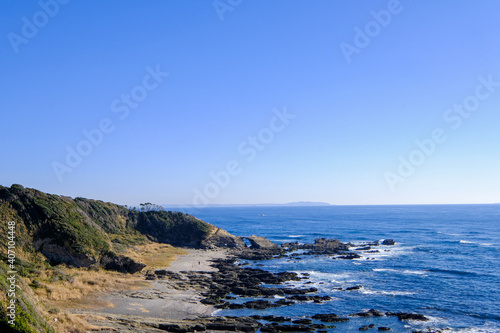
[373,268,398,273]
[459,240,496,247]
[407,315,448,328]
[360,289,415,296]
[402,270,427,275]
[294,270,352,281]
[287,235,304,238]
[372,268,427,276]
[352,245,415,261]
[453,326,500,333]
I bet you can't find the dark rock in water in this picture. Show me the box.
[378,327,391,331]
[292,319,312,325]
[386,312,429,321]
[355,246,372,251]
[228,303,245,309]
[303,238,349,255]
[261,315,291,322]
[382,239,396,246]
[243,300,277,310]
[346,285,363,291]
[359,326,371,331]
[312,314,350,323]
[275,299,296,306]
[288,295,331,303]
[283,287,318,295]
[281,242,300,250]
[335,253,361,260]
[352,309,385,317]
[261,324,314,332]
[276,271,302,281]
[100,255,146,274]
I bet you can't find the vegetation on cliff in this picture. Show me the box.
[0,184,239,333]
[0,184,225,268]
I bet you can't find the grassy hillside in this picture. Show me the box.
[0,184,222,266]
[0,184,241,333]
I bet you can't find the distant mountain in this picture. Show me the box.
[163,201,331,209]
[280,201,331,207]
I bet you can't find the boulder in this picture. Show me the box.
[243,236,281,250]
[200,227,247,249]
[386,312,429,321]
[304,238,349,255]
[261,316,291,322]
[353,309,385,317]
[312,314,350,323]
[335,253,361,260]
[346,285,363,291]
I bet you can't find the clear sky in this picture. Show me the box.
[2,1,500,205]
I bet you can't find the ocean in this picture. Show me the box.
[176,205,500,332]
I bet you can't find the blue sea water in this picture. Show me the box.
[177,205,500,332]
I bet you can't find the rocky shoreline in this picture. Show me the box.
[85,237,447,333]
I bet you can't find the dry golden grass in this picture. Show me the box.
[30,241,187,333]
[47,312,109,333]
[123,242,188,270]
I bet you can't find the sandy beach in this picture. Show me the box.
[78,249,228,321]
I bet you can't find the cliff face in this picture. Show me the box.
[0,184,251,332]
[0,184,239,270]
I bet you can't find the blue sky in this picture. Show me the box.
[2,0,500,205]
